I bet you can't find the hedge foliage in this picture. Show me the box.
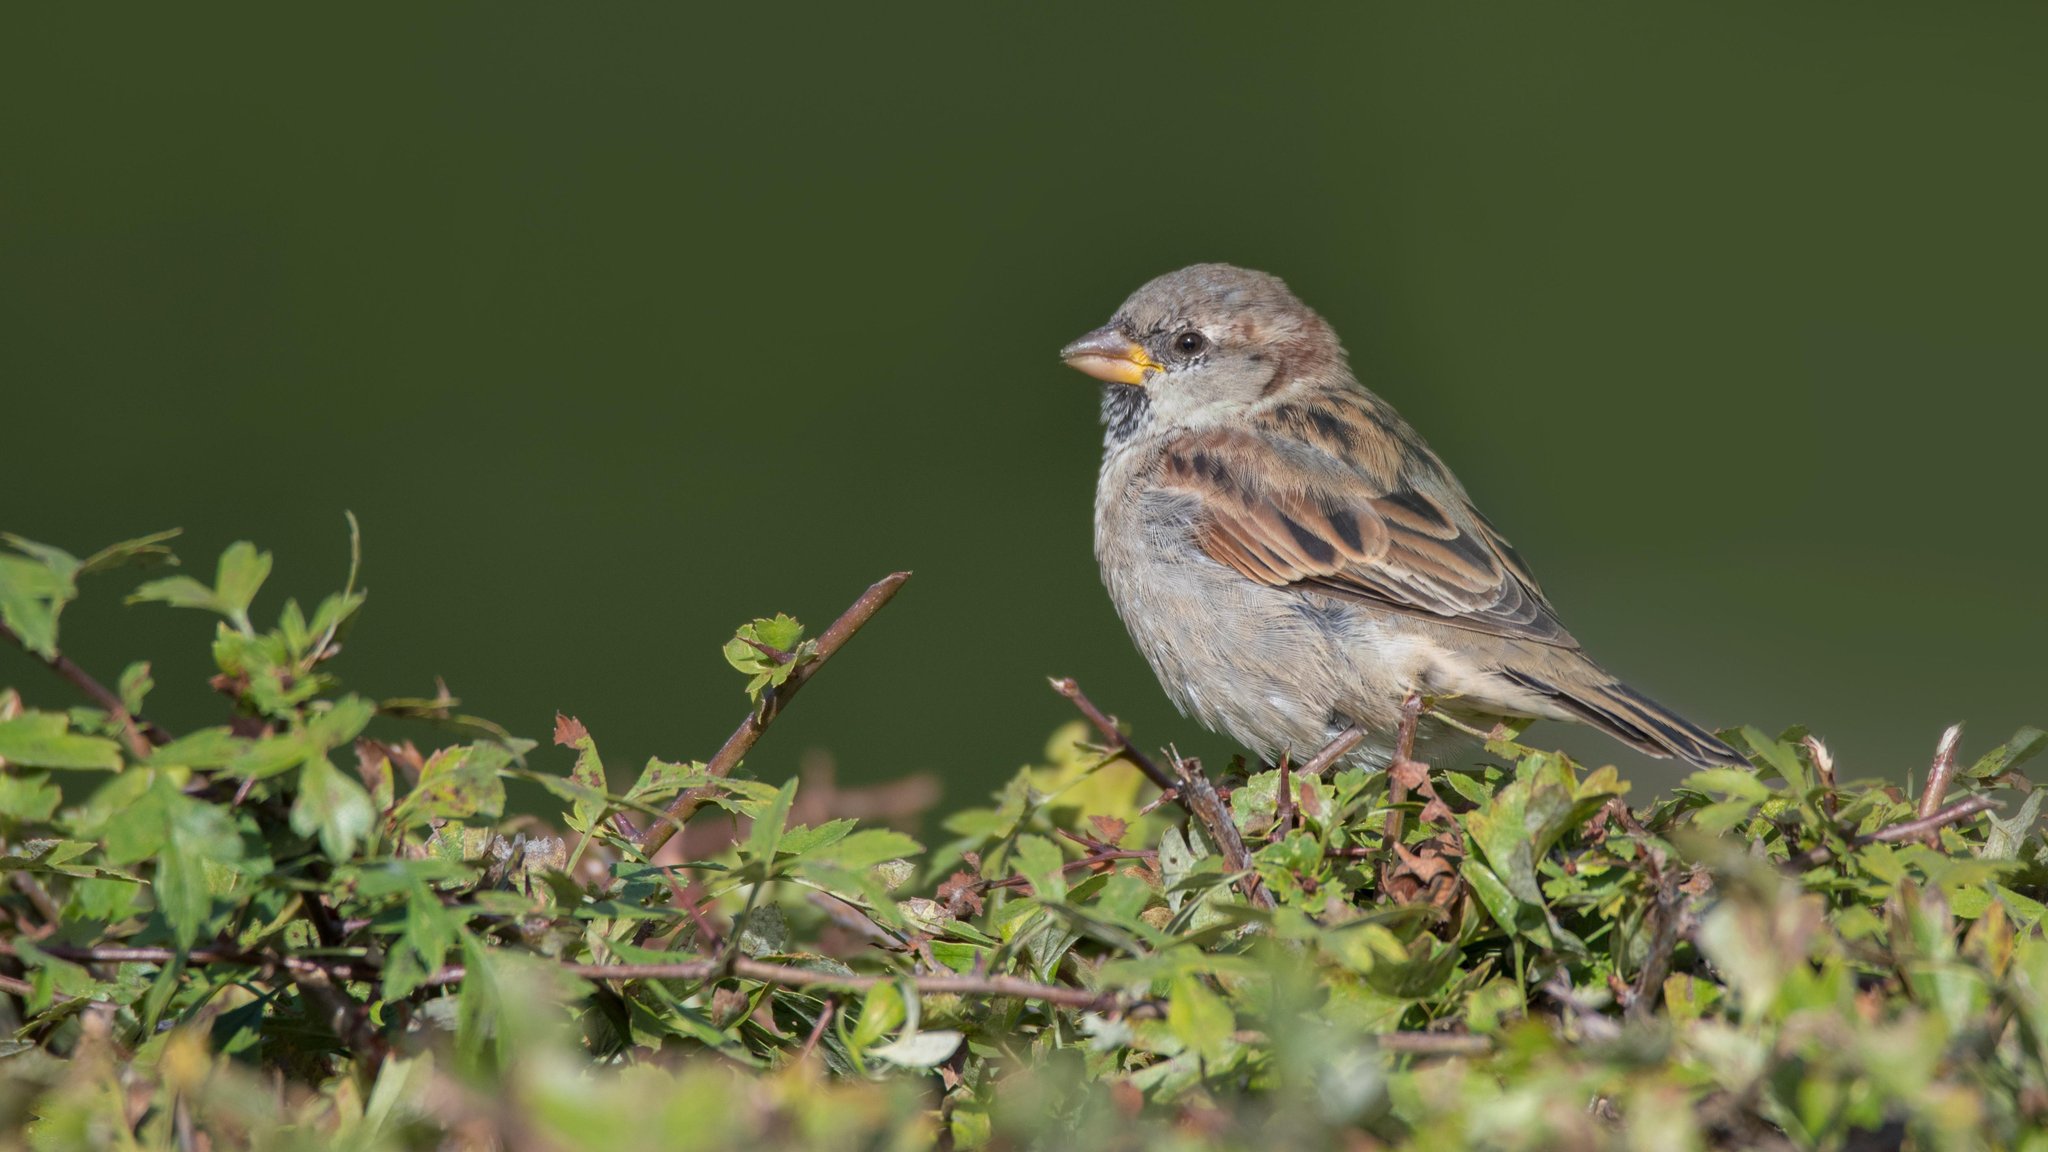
[2,526,2046,1151]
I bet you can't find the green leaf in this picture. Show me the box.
[1013,834,1068,903]
[385,880,459,999]
[147,727,249,770]
[723,614,812,699]
[1686,767,1772,804]
[395,744,509,825]
[213,541,273,621]
[1167,974,1234,1060]
[116,662,153,716]
[0,538,81,659]
[128,573,225,613]
[0,772,62,823]
[78,528,181,576]
[0,711,123,770]
[624,757,706,808]
[291,754,377,860]
[744,777,799,864]
[1970,727,2047,780]
[144,775,245,948]
[804,828,922,872]
[1739,726,1812,794]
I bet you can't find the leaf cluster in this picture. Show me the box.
[3,528,2047,1151]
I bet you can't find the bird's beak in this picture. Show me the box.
[1060,326,1161,386]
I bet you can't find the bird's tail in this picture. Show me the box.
[1497,666,1746,769]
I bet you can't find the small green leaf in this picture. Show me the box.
[0,711,123,770]
[744,778,799,864]
[1167,974,1234,1060]
[116,662,153,716]
[292,754,376,860]
[723,614,812,700]
[0,539,81,659]
[1014,834,1068,903]
[213,541,273,621]
[0,772,62,823]
[128,573,224,613]
[78,528,181,576]
[1686,767,1772,804]
[1970,727,2047,780]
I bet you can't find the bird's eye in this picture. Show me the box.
[1173,330,1208,355]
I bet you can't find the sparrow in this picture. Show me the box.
[1062,263,1744,772]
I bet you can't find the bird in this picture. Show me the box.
[1061,263,1745,772]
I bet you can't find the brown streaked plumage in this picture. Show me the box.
[1062,263,1743,771]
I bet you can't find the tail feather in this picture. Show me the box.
[1497,669,1745,769]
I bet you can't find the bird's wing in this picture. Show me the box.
[1153,405,1579,647]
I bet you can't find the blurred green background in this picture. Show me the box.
[5,5,2044,807]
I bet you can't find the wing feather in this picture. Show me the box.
[1157,397,1578,647]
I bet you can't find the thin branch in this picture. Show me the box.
[1917,723,1965,846]
[1048,678,1176,791]
[1374,1032,1492,1057]
[636,572,912,857]
[1274,751,1294,833]
[5,938,1491,1057]
[1175,755,1277,911]
[799,997,836,1062]
[1381,692,1426,875]
[0,620,167,759]
[982,846,1156,893]
[1788,794,2001,869]
[1300,725,1367,779]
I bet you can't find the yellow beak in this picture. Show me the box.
[1060,326,1161,386]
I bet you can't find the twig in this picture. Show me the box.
[0,620,168,759]
[1628,854,1681,1022]
[1048,678,1176,791]
[636,572,911,857]
[1917,723,1965,846]
[982,847,1157,893]
[799,997,836,1062]
[5,938,1493,1057]
[1381,692,1426,878]
[1300,725,1367,779]
[1374,1032,1492,1057]
[1175,756,1277,911]
[1274,751,1294,834]
[1788,794,2001,869]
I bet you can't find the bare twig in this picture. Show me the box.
[1300,725,1367,779]
[0,620,168,759]
[1374,1032,1492,1057]
[982,846,1156,893]
[5,938,1486,1057]
[799,997,836,1062]
[1917,723,1965,846]
[1274,751,1294,834]
[1048,678,1176,791]
[635,572,912,857]
[1628,855,1681,1022]
[1381,692,1426,874]
[1788,794,2001,869]
[1175,756,1277,911]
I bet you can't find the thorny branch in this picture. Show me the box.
[1051,677,1275,909]
[635,572,912,857]
[1047,677,1176,791]
[0,939,1487,1054]
[1787,794,2002,870]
